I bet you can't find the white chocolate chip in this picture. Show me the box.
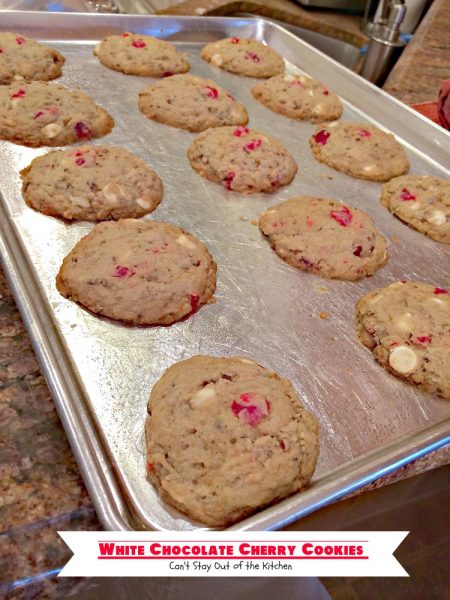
[328,120,339,128]
[395,312,414,333]
[42,123,62,138]
[284,74,296,82]
[177,234,196,249]
[312,103,325,114]
[239,358,255,364]
[13,74,24,81]
[307,90,315,97]
[10,98,21,108]
[363,164,377,173]
[427,210,446,225]
[102,182,124,204]
[190,386,216,409]
[194,6,206,14]
[211,53,223,66]
[69,195,90,208]
[389,346,417,374]
[136,198,151,209]
[405,201,420,210]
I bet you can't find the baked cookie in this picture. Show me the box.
[188,125,297,193]
[251,73,343,123]
[93,32,189,77]
[145,355,319,526]
[21,146,163,222]
[356,281,450,400]
[0,81,114,147]
[0,32,65,85]
[200,37,284,78]
[259,197,388,280]
[380,175,450,244]
[138,74,248,132]
[309,121,409,182]
[56,220,216,325]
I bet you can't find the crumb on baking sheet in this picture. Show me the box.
[391,235,401,244]
[251,219,257,226]
[239,216,248,222]
[319,311,329,320]
[314,285,329,293]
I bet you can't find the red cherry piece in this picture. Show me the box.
[299,257,314,268]
[189,293,200,312]
[16,36,26,45]
[243,139,262,152]
[279,440,286,450]
[74,122,92,139]
[11,89,26,99]
[412,336,432,345]
[400,188,416,201]
[33,111,44,119]
[162,71,173,78]
[113,265,135,278]
[147,462,154,471]
[330,206,353,227]
[205,86,218,99]
[122,32,130,37]
[223,171,235,190]
[231,392,270,427]
[245,51,260,63]
[75,157,86,166]
[434,288,449,295]
[353,244,363,256]
[233,126,249,137]
[323,89,330,96]
[230,37,240,44]
[132,40,146,48]
[313,129,330,145]
[357,129,371,138]
[306,218,314,229]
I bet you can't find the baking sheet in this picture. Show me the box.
[0,12,449,531]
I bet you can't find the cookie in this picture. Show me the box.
[0,32,65,85]
[145,355,319,527]
[356,281,450,400]
[56,220,216,325]
[188,125,297,193]
[0,81,114,147]
[93,32,189,77]
[380,175,450,244]
[21,146,163,222]
[200,37,284,78]
[309,121,409,182]
[138,74,248,132]
[259,197,388,280]
[251,73,343,123]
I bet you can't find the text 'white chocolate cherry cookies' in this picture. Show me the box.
[56,220,217,326]
[252,73,343,123]
[188,125,297,194]
[310,121,409,182]
[201,37,284,78]
[0,32,65,85]
[21,146,163,222]
[138,74,248,132]
[380,175,450,244]
[94,32,189,77]
[145,355,319,527]
[0,81,114,147]
[259,197,388,280]
[356,281,450,400]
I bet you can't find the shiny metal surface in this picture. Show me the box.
[0,12,449,532]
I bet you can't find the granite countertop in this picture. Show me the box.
[1,3,450,598]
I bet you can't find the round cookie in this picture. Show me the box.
[380,175,450,244]
[200,37,284,78]
[259,197,388,280]
[251,73,343,123]
[138,74,248,132]
[145,355,319,527]
[56,220,216,325]
[309,121,409,182]
[356,281,450,400]
[21,146,163,222]
[0,81,114,148]
[0,32,65,85]
[188,125,297,193]
[93,32,189,77]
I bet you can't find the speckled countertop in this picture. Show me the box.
[1,3,450,599]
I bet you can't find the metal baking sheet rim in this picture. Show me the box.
[0,12,449,532]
